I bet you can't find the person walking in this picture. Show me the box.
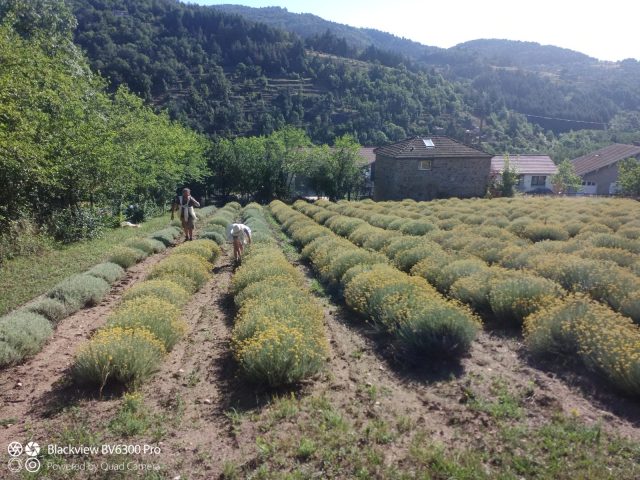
[171,188,200,241]
[226,222,252,263]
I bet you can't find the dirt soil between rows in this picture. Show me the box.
[1,223,639,478]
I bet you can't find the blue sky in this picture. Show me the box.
[191,0,638,61]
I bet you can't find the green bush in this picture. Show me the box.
[320,249,388,287]
[148,254,211,292]
[126,238,167,254]
[107,297,186,351]
[489,275,563,326]
[383,236,425,259]
[108,246,147,268]
[434,259,489,293]
[24,298,68,324]
[149,227,181,246]
[85,262,126,284]
[72,327,165,389]
[173,239,221,263]
[48,274,111,313]
[399,220,438,236]
[394,244,447,272]
[121,279,191,308]
[0,311,53,366]
[521,223,570,242]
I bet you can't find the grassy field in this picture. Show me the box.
[0,214,174,315]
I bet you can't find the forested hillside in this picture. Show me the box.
[67,0,559,152]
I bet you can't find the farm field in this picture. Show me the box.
[1,199,639,479]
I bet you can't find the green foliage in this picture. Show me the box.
[551,160,582,193]
[124,238,166,255]
[489,275,563,326]
[121,279,190,308]
[0,311,53,366]
[173,239,221,263]
[47,274,110,313]
[24,297,69,324]
[149,227,181,246]
[617,157,640,196]
[72,327,165,390]
[106,297,186,351]
[499,155,519,197]
[85,262,126,284]
[107,246,147,269]
[148,254,211,292]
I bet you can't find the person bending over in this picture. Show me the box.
[226,223,252,262]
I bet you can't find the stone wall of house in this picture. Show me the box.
[373,154,491,201]
[581,162,620,195]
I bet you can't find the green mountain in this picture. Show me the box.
[66,0,640,157]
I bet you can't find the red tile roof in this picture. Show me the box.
[571,144,640,176]
[374,136,490,159]
[491,155,558,175]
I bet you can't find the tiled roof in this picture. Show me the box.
[491,155,558,175]
[571,144,640,176]
[359,147,376,165]
[374,136,491,159]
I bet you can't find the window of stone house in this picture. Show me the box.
[418,160,432,170]
[531,175,546,186]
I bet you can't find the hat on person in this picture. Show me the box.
[231,224,242,236]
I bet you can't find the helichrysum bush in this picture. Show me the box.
[24,297,68,324]
[520,222,570,242]
[72,327,166,390]
[48,274,111,313]
[106,297,186,351]
[524,294,640,396]
[434,258,490,293]
[85,262,126,284]
[320,249,388,288]
[394,243,447,272]
[121,279,191,308]
[173,239,221,263]
[232,256,301,295]
[200,230,226,245]
[449,267,516,312]
[0,311,53,366]
[108,246,147,268]
[399,220,438,236]
[148,254,211,292]
[489,275,563,326]
[149,226,181,246]
[383,236,425,259]
[124,238,166,254]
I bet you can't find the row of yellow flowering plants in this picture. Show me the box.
[270,200,480,362]
[0,221,190,369]
[230,203,328,386]
[72,212,222,393]
[300,199,640,396]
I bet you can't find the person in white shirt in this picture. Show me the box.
[226,223,252,262]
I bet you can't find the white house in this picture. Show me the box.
[491,155,558,193]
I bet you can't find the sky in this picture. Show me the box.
[192,0,639,62]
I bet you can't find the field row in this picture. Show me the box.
[290,199,640,396]
[230,203,327,386]
[270,200,481,362]
[0,220,196,368]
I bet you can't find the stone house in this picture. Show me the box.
[571,143,640,195]
[491,155,558,193]
[372,136,491,201]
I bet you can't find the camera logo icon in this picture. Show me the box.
[25,442,40,457]
[7,441,22,457]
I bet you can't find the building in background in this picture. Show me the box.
[571,143,640,195]
[490,154,558,193]
[372,136,491,201]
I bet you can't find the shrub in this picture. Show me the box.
[395,301,479,360]
[24,298,68,324]
[108,246,147,268]
[85,262,126,284]
[121,279,190,308]
[410,255,452,285]
[200,230,226,245]
[449,268,515,312]
[521,223,569,242]
[320,249,388,287]
[361,229,397,251]
[292,225,331,246]
[203,222,227,236]
[383,236,425,259]
[394,244,447,272]
[325,216,366,236]
[72,327,165,390]
[149,227,181,246]
[0,311,53,366]
[234,279,304,307]
[489,275,563,326]
[576,247,637,268]
[232,256,300,295]
[234,322,326,387]
[48,274,110,313]
[124,238,166,255]
[434,259,490,293]
[588,233,640,254]
[173,239,221,263]
[148,254,211,292]
[399,220,438,236]
[107,297,186,351]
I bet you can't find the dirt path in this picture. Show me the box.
[0,247,177,445]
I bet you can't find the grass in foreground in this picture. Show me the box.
[0,214,172,315]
